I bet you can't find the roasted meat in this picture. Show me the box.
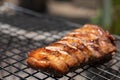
[26,24,116,74]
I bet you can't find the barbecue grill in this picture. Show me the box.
[0,4,120,80]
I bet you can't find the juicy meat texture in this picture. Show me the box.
[26,24,116,74]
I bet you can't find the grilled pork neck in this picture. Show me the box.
[26,24,116,74]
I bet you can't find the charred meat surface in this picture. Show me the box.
[26,24,116,74]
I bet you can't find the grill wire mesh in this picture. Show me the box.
[0,12,120,80]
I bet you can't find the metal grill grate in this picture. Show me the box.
[0,13,120,80]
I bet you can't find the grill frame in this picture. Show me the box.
[0,4,120,80]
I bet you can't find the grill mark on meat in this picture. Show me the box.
[67,32,98,41]
[45,45,78,67]
[61,37,90,61]
[52,42,85,64]
[26,24,116,74]
[57,41,77,49]
[45,46,69,55]
[63,36,102,58]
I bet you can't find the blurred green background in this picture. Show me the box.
[110,0,120,35]
[0,0,120,35]
[91,0,120,35]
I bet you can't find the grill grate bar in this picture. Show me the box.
[1,60,45,79]
[0,12,120,80]
[75,73,93,80]
[96,67,120,79]
[75,66,93,80]
[1,53,27,66]
[0,67,24,79]
[87,69,110,80]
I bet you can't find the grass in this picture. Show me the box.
[110,0,120,35]
[91,0,120,35]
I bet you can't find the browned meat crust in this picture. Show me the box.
[26,24,116,74]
